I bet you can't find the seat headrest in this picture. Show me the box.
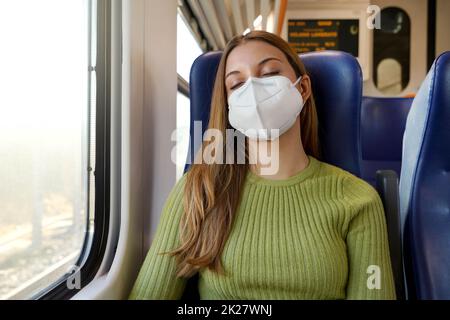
[300,51,362,175]
[187,50,363,176]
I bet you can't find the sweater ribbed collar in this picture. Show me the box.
[246,156,320,187]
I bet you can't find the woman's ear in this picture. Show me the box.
[298,74,312,102]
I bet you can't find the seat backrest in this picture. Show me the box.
[186,50,363,176]
[361,97,413,185]
[399,51,450,299]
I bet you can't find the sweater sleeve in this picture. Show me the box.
[343,176,396,300]
[128,176,187,300]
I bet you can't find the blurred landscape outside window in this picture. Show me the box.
[0,0,95,299]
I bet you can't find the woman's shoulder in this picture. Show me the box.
[171,173,188,196]
[313,157,353,179]
[314,158,381,205]
[160,174,187,215]
[173,173,188,192]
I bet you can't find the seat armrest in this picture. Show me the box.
[375,170,405,300]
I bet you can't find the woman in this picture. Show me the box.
[129,31,396,300]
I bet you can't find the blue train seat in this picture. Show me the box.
[361,97,413,186]
[400,51,450,299]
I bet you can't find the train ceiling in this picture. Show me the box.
[178,0,286,50]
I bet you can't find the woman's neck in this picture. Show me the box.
[248,119,309,180]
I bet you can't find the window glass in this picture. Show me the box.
[177,13,203,82]
[176,13,202,179]
[373,7,411,95]
[377,58,403,95]
[0,0,94,299]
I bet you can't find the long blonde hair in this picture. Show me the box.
[169,31,320,277]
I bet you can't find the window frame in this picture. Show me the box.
[33,0,112,300]
[176,85,190,179]
[178,75,190,97]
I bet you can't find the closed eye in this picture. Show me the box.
[230,72,279,90]
[262,71,279,77]
[230,82,244,90]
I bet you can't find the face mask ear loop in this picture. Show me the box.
[292,75,302,87]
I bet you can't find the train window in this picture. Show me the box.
[373,7,411,95]
[177,13,203,83]
[377,58,403,94]
[176,13,203,179]
[0,0,108,299]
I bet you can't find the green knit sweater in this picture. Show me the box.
[129,156,396,300]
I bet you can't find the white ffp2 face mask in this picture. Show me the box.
[227,75,304,140]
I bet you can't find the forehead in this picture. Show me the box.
[225,40,287,72]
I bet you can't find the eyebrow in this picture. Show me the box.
[225,57,282,80]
